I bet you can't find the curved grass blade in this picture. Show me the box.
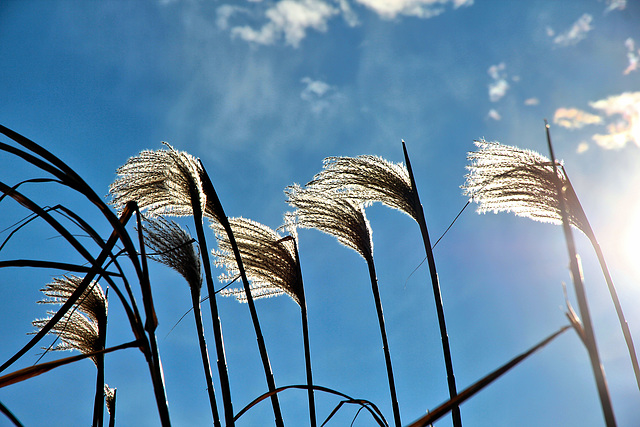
[407,325,570,427]
[233,384,388,427]
[0,400,23,427]
[0,340,139,388]
[544,122,616,426]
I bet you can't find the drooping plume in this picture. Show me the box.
[462,139,589,232]
[143,216,202,292]
[285,184,373,261]
[109,143,221,222]
[212,217,303,306]
[32,275,107,365]
[306,155,419,221]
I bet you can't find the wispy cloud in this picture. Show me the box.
[226,0,338,48]
[576,141,590,154]
[300,77,343,113]
[624,38,639,75]
[354,0,473,19]
[555,92,640,150]
[487,109,501,121]
[488,62,509,102]
[589,92,640,149]
[551,13,593,47]
[554,107,603,129]
[217,0,473,47]
[604,0,626,14]
[524,97,539,106]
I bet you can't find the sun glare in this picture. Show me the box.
[617,196,640,282]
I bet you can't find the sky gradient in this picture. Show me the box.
[1,0,639,426]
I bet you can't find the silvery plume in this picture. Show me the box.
[109,142,221,222]
[212,217,303,306]
[284,184,373,261]
[307,155,419,221]
[32,275,107,365]
[143,215,202,292]
[462,139,589,232]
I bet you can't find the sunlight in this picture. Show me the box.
[620,198,640,281]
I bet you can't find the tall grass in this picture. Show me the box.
[0,123,634,426]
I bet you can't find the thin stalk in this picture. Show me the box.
[590,237,640,391]
[290,238,316,427]
[407,325,571,427]
[562,170,640,392]
[402,141,461,426]
[92,316,106,427]
[135,210,171,427]
[189,287,221,427]
[199,162,284,427]
[189,190,234,427]
[0,340,139,388]
[0,400,23,427]
[107,389,116,427]
[545,122,616,426]
[234,384,387,427]
[365,255,401,427]
[0,127,171,424]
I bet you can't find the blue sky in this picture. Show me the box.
[1,0,639,425]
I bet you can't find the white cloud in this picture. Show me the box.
[354,0,472,19]
[300,77,344,113]
[216,0,473,47]
[216,5,246,30]
[590,92,640,149]
[604,0,626,14]
[553,107,603,129]
[524,97,539,106]
[228,0,338,48]
[576,141,590,153]
[487,109,501,121]
[487,62,509,102]
[338,0,360,26]
[551,13,593,47]
[624,38,639,75]
[556,92,640,150]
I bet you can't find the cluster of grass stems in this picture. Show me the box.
[0,122,636,426]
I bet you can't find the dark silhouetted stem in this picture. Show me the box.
[107,389,116,427]
[561,170,640,392]
[407,325,570,427]
[199,163,284,427]
[136,210,172,427]
[290,239,316,427]
[92,316,106,427]
[402,141,461,427]
[365,256,401,427]
[545,122,616,427]
[190,288,221,427]
[190,200,234,427]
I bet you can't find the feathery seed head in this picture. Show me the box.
[308,155,419,221]
[33,275,107,364]
[143,216,202,292]
[284,184,373,261]
[104,384,117,416]
[212,217,303,306]
[109,143,221,222]
[38,275,107,326]
[462,139,589,231]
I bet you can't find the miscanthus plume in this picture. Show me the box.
[284,184,373,261]
[212,217,303,306]
[32,275,107,364]
[307,155,419,221]
[143,216,202,292]
[109,142,221,222]
[462,139,589,232]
